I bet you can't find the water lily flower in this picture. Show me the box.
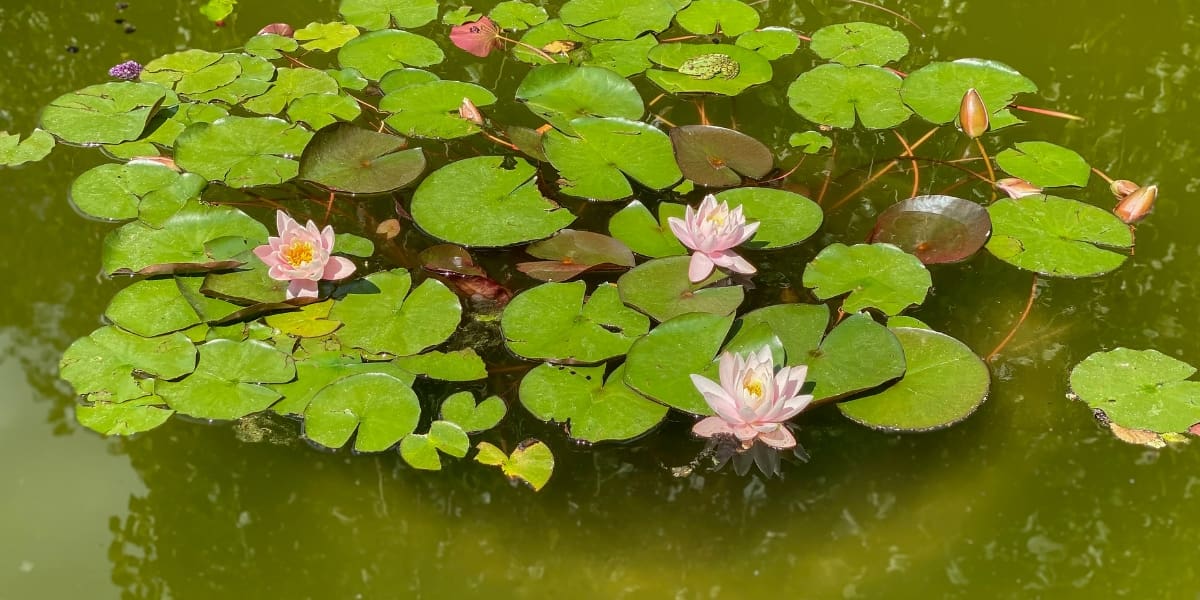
[253,211,356,299]
[450,17,502,58]
[108,60,143,80]
[1114,184,1158,224]
[996,177,1042,198]
[257,22,295,37]
[668,194,759,283]
[958,88,989,139]
[689,347,814,450]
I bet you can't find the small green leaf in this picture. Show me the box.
[995,142,1091,188]
[428,421,470,457]
[199,0,236,21]
[334,233,373,257]
[490,1,548,30]
[559,0,682,40]
[243,68,340,116]
[788,64,911,129]
[735,27,800,60]
[803,243,931,315]
[244,34,298,59]
[264,301,342,338]
[380,80,496,139]
[105,278,203,337]
[544,117,682,200]
[69,161,205,225]
[502,282,650,363]
[0,130,54,166]
[788,131,833,154]
[440,392,506,433]
[304,372,421,451]
[520,364,668,443]
[618,256,745,322]
[901,59,1037,125]
[1070,348,1200,436]
[400,434,442,469]
[676,0,760,36]
[270,353,416,416]
[287,93,363,130]
[294,22,361,52]
[339,0,438,29]
[584,36,657,77]
[473,440,554,491]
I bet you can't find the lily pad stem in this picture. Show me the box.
[1012,104,1085,122]
[892,130,920,198]
[500,36,559,64]
[986,274,1039,363]
[829,127,938,212]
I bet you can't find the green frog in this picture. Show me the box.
[677,53,740,80]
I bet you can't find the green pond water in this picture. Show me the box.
[3,1,1199,598]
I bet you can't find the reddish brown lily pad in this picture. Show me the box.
[869,195,991,264]
[669,125,773,188]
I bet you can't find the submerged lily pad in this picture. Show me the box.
[299,123,425,194]
[1070,348,1200,439]
[502,282,649,363]
[340,0,438,29]
[69,161,205,225]
[809,22,908,66]
[618,255,745,322]
[788,64,910,129]
[901,58,1037,124]
[60,326,197,404]
[670,125,773,188]
[714,187,823,249]
[380,80,497,139]
[515,64,644,133]
[400,420,470,470]
[337,30,444,80]
[544,117,682,200]
[474,440,554,491]
[559,0,683,40]
[623,312,734,414]
[303,372,421,451]
[646,43,773,95]
[157,339,295,420]
[101,202,267,275]
[607,200,687,258]
[803,243,932,315]
[174,116,313,188]
[520,364,667,442]
[41,82,170,145]
[986,195,1132,277]
[870,195,992,264]
[411,156,575,247]
[330,269,461,357]
[0,130,54,166]
[838,327,989,431]
[995,141,1091,188]
[675,0,760,36]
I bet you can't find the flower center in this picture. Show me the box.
[281,241,315,268]
[705,210,728,227]
[742,377,764,400]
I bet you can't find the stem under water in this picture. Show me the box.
[986,274,1040,363]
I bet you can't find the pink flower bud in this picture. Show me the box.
[959,88,989,139]
[1110,179,1139,199]
[257,23,294,37]
[996,177,1042,198]
[1114,184,1158,224]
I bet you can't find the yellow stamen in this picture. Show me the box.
[281,241,315,268]
[742,378,764,399]
[706,210,728,227]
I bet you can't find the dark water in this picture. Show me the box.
[2,1,1199,598]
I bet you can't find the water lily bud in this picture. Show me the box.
[257,23,294,37]
[1114,184,1158,224]
[1110,179,1139,199]
[459,97,484,126]
[959,88,989,139]
[996,177,1042,198]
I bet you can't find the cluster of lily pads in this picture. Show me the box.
[5,0,1194,489]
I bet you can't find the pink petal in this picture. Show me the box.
[322,256,356,280]
[690,374,741,423]
[267,264,291,280]
[709,249,756,275]
[667,216,697,249]
[718,352,738,392]
[275,210,290,234]
[731,423,758,441]
[734,220,760,245]
[688,252,715,282]
[692,416,734,439]
[320,224,336,251]
[253,244,277,263]
[757,426,797,449]
[450,17,502,57]
[287,279,319,299]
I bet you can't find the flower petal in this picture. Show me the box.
[688,252,716,282]
[757,426,796,449]
[668,216,696,249]
[692,416,735,439]
[320,224,336,251]
[322,256,356,280]
[690,374,742,423]
[709,249,756,275]
[287,279,319,299]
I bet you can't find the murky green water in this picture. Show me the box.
[3,1,1199,598]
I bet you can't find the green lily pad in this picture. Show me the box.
[474,440,554,491]
[869,195,992,264]
[380,80,497,139]
[393,349,488,381]
[339,0,438,29]
[583,36,657,77]
[400,420,470,470]
[839,327,989,431]
[520,363,668,442]
[443,6,481,25]
[995,141,1091,188]
[491,0,548,30]
[105,278,206,337]
[243,68,340,115]
[986,195,1133,277]
[646,43,773,95]
[900,58,1038,125]
[287,93,362,130]
[334,233,374,258]
[158,339,296,420]
[76,396,174,436]
[789,131,833,154]
[101,202,267,276]
[303,372,421,451]
[676,0,760,36]
[40,82,170,145]
[378,68,441,94]
[440,391,507,433]
[59,326,198,404]
[513,20,587,65]
[515,64,644,134]
[328,67,369,90]
[103,102,230,160]
[299,123,425,194]
[331,269,462,356]
[69,161,205,225]
[607,201,687,258]
[735,27,800,60]
[294,22,361,51]
[559,0,684,40]
[0,130,54,166]
[502,282,650,363]
[809,22,908,66]
[544,117,682,200]
[788,63,911,129]
[174,116,313,188]
[337,30,444,80]
[618,255,745,322]
[270,353,416,416]
[803,243,931,315]
[519,229,635,281]
[200,260,289,305]
[142,52,275,104]
[411,155,575,247]
[244,34,299,59]
[670,125,773,187]
[623,312,734,414]
[714,187,823,249]
[263,300,343,338]
[1070,348,1200,437]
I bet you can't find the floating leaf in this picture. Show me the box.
[735,27,800,60]
[411,156,575,247]
[199,0,236,21]
[584,36,657,77]
[59,326,197,404]
[995,141,1091,188]
[378,68,442,94]
[474,440,554,491]
[618,255,745,322]
[393,349,488,381]
[608,200,687,258]
[901,59,1037,125]
[158,339,296,420]
[869,195,992,264]
[809,22,908,66]
[559,0,683,40]
[101,202,267,275]
[69,161,205,225]
[623,312,733,414]
[105,278,205,337]
[200,260,288,305]
[714,187,822,249]
[40,82,169,145]
[788,64,910,129]
[440,392,506,433]
[803,243,932,315]
[105,102,230,160]
[519,229,636,281]
[1071,349,1200,438]
[490,1,548,30]
[337,30,444,80]
[442,6,481,26]
[287,93,362,130]
[76,397,173,436]
[303,372,421,451]
[676,0,760,36]
[670,125,773,187]
[502,282,649,363]
[986,195,1132,277]
[264,300,342,338]
[0,130,54,166]
[513,20,586,65]
[838,327,988,431]
[174,116,313,188]
[270,353,415,415]
[380,80,497,139]
[299,123,425,194]
[293,22,360,52]
[142,52,275,104]
[544,117,682,200]
[520,364,667,442]
[788,131,833,154]
[339,0,438,29]
[647,43,773,95]
[244,34,299,59]
[515,64,644,134]
[400,421,470,470]
[243,68,340,115]
[331,269,461,357]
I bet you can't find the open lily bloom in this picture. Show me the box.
[668,194,759,283]
[690,347,814,450]
[253,211,356,299]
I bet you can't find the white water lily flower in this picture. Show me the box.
[689,346,813,450]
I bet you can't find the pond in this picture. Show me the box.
[2,0,1199,598]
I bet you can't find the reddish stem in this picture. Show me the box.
[986,274,1039,363]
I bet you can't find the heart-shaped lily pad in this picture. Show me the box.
[174,116,313,188]
[675,0,760,36]
[287,93,362,130]
[670,125,773,187]
[869,195,992,264]
[789,131,834,154]
[263,300,342,338]
[809,22,909,66]
[393,349,488,381]
[714,187,823,249]
[40,82,170,145]
[340,0,438,29]
[803,243,932,315]
[411,156,575,247]
[101,202,267,275]
[544,117,682,200]
[838,327,988,431]
[76,397,173,436]
[330,269,462,357]
[901,58,1037,125]
[995,141,1091,188]
[299,123,425,194]
[617,255,745,322]
[736,27,800,60]
[69,161,205,225]
[380,80,497,139]
[986,195,1132,278]
[559,0,684,40]
[622,312,734,414]
[59,326,197,404]
[157,339,296,420]
[584,36,657,77]
[105,278,208,337]
[440,391,507,433]
[607,200,687,258]
[502,282,649,363]
[519,229,636,281]
[788,64,911,129]
[0,130,54,166]
[242,68,340,116]
[293,22,361,51]
[474,439,554,491]
[269,352,416,416]
[142,52,275,104]
[400,420,470,470]
[520,363,668,443]
[104,102,230,160]
[337,30,444,80]
[646,43,773,95]
[303,372,421,452]
[490,0,549,30]
[515,64,644,134]
[1070,348,1200,440]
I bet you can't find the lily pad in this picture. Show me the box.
[174,116,313,188]
[105,278,207,337]
[584,36,657,77]
[157,339,296,420]
[622,312,733,414]
[101,202,267,276]
[287,93,362,130]
[1070,348,1200,437]
[803,243,932,315]
[337,30,444,80]
[103,102,231,160]
[339,0,438,29]
[378,68,441,94]
[676,0,760,36]
[520,363,668,442]
[789,131,833,154]
[411,155,575,247]
[838,327,988,431]
[299,123,425,194]
[869,195,992,264]
[293,22,361,52]
[400,421,470,470]
[40,82,169,145]
[544,117,682,200]
[901,59,1038,124]
[0,130,54,166]
[618,255,745,322]
[264,301,342,338]
[380,80,497,139]
[142,52,275,104]
[986,195,1132,277]
[303,372,421,451]
[995,142,1091,188]
[735,27,800,60]
[714,187,823,249]
[515,64,644,134]
[670,125,773,187]
[393,349,488,381]
[243,68,340,115]
[69,161,205,225]
[440,392,507,433]
[270,353,416,416]
[646,43,773,95]
[490,0,548,30]
[200,260,289,306]
[809,22,908,66]
[559,0,684,40]
[59,326,197,404]
[513,20,587,65]
[502,282,650,363]
[330,269,462,357]
[244,34,300,60]
[474,440,554,491]
[519,229,636,281]
[76,397,173,436]
[788,63,911,129]
[608,200,687,258]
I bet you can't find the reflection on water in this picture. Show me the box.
[1,1,1199,598]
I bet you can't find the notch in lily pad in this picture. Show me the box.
[986,195,1132,278]
[520,363,667,443]
[803,243,932,315]
[502,282,649,363]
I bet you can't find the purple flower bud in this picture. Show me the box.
[108,60,143,80]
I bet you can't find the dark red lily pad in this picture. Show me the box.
[869,195,992,264]
[420,244,512,305]
[451,17,502,58]
[669,125,773,188]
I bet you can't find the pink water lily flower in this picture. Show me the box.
[690,347,814,450]
[668,194,759,283]
[253,211,356,299]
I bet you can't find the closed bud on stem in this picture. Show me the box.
[959,88,989,139]
[1114,184,1158,224]
[459,97,485,126]
[1110,179,1139,199]
[257,23,295,37]
[996,177,1042,198]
